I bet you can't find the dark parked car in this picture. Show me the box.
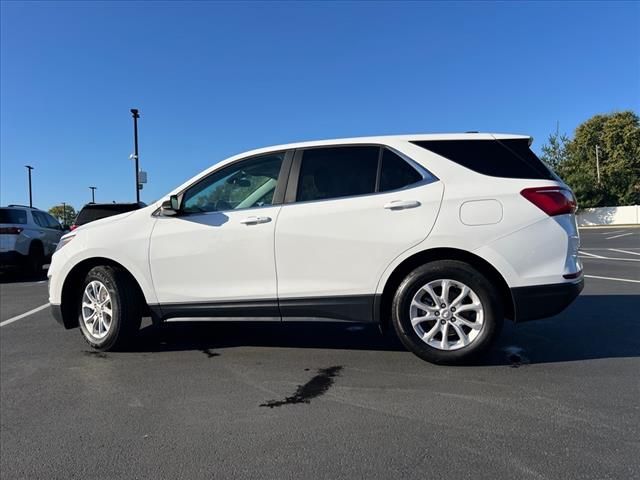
[71,203,146,230]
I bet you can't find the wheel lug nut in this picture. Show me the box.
[440,319,446,325]
[451,317,456,322]
[435,311,439,316]
[441,303,446,308]
[451,307,456,312]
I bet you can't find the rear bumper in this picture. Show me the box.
[511,278,584,322]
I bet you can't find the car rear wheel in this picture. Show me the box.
[27,242,44,276]
[391,260,503,364]
[78,265,142,351]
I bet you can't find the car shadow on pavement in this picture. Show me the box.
[0,269,47,284]
[126,295,640,366]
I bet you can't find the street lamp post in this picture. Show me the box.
[595,145,601,185]
[89,186,96,203]
[130,108,140,203]
[62,202,66,225]
[25,165,34,207]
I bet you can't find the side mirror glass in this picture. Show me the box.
[161,195,180,216]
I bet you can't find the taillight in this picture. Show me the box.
[70,224,77,231]
[520,187,577,216]
[0,227,23,235]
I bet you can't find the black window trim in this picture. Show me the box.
[283,143,437,206]
[154,149,295,217]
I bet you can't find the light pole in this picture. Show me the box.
[62,202,66,225]
[130,108,140,203]
[595,145,601,185]
[89,186,96,203]
[25,165,34,207]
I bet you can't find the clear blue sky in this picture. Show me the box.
[1,1,639,211]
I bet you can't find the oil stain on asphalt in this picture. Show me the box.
[83,350,109,359]
[260,366,343,408]
[201,349,220,358]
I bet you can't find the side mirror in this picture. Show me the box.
[161,195,180,216]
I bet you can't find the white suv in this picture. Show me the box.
[1,205,64,274]
[49,133,583,364]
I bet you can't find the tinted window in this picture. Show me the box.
[75,204,141,226]
[0,208,27,224]
[182,153,284,213]
[297,146,379,202]
[32,211,48,227]
[380,149,423,191]
[44,213,61,229]
[412,139,555,180]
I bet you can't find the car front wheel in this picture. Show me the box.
[391,260,503,364]
[78,265,142,351]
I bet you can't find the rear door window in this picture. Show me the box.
[44,213,61,229]
[379,149,423,191]
[412,139,556,180]
[0,209,27,224]
[296,146,379,202]
[32,211,49,227]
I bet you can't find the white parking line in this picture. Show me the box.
[609,248,640,257]
[602,230,624,235]
[579,255,640,262]
[579,251,605,258]
[585,275,640,284]
[0,303,49,328]
[605,232,634,240]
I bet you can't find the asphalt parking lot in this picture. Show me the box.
[1,226,638,479]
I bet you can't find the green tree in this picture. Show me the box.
[541,111,640,207]
[540,129,570,171]
[48,204,77,226]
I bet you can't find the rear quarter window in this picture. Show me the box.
[0,209,28,224]
[412,139,556,180]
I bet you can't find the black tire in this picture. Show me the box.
[27,242,44,276]
[77,265,142,351]
[391,260,503,365]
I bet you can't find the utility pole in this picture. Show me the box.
[89,186,96,203]
[25,165,34,207]
[595,145,601,185]
[62,202,66,225]
[130,108,140,203]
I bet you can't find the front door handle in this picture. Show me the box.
[383,200,421,210]
[240,216,272,225]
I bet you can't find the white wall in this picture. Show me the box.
[577,205,639,226]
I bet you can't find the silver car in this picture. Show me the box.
[0,205,64,274]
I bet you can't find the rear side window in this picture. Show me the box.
[412,139,555,180]
[0,209,27,224]
[380,149,423,191]
[32,211,49,227]
[44,213,61,229]
[297,146,379,202]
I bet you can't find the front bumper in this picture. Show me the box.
[511,278,584,322]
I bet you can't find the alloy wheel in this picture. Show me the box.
[409,279,484,351]
[81,280,113,339]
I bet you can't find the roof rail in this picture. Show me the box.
[7,204,39,209]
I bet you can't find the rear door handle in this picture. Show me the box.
[240,216,272,225]
[383,200,421,210]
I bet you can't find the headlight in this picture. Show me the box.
[55,234,75,252]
